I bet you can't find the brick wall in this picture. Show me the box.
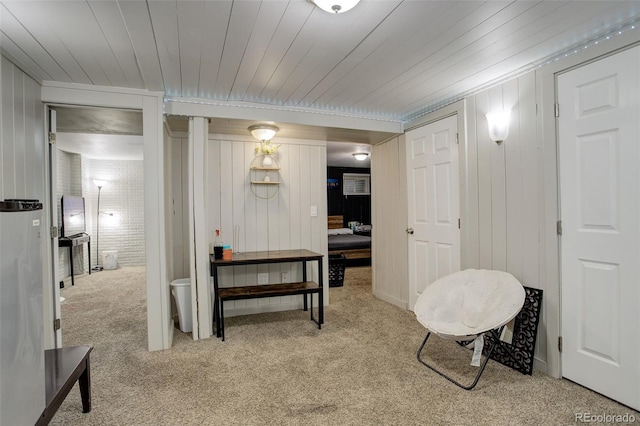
[85,159,145,267]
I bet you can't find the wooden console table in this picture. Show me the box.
[210,249,324,341]
[58,233,91,286]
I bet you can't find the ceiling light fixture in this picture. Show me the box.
[248,124,279,141]
[353,152,369,161]
[312,0,360,14]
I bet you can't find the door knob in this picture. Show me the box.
[406,228,414,235]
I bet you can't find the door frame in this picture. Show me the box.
[41,82,170,351]
[537,35,640,378]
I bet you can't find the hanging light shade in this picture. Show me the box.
[93,179,106,188]
[352,152,369,161]
[312,0,360,14]
[248,124,279,141]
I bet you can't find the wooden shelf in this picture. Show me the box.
[250,180,281,185]
[250,166,281,171]
[218,281,321,301]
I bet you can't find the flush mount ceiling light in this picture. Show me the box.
[248,124,279,141]
[353,152,369,161]
[312,0,360,14]
[486,110,511,145]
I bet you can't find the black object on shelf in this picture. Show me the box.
[328,254,346,287]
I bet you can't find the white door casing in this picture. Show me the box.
[47,108,62,347]
[558,46,640,410]
[406,115,461,311]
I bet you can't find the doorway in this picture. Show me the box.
[49,105,147,346]
[558,45,640,410]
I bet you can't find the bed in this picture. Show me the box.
[328,215,371,261]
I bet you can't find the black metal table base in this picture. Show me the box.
[416,328,501,390]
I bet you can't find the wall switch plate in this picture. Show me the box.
[281,272,289,283]
[310,205,318,217]
[258,273,269,285]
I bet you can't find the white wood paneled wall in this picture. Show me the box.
[205,136,328,317]
[464,71,547,369]
[0,56,44,202]
[371,135,408,309]
[0,55,48,345]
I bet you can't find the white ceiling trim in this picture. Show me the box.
[164,97,403,134]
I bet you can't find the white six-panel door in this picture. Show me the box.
[558,46,640,410]
[406,115,460,311]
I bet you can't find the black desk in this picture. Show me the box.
[211,249,324,341]
[58,234,91,286]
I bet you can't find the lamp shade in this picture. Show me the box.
[486,110,511,144]
[93,179,107,188]
[353,152,369,161]
[248,124,279,141]
[312,0,360,13]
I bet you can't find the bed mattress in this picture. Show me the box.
[328,234,371,250]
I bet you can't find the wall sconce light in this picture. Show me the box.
[486,110,511,144]
[352,152,369,161]
[248,124,279,142]
[312,0,360,13]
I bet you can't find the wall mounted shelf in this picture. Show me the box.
[250,155,281,199]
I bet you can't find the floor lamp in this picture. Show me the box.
[92,180,106,272]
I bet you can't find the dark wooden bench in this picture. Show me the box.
[218,281,321,300]
[211,250,324,341]
[37,345,93,425]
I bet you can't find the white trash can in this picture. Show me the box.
[102,250,118,270]
[170,278,192,333]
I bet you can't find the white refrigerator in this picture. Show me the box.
[0,199,46,425]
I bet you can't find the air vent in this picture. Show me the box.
[343,173,370,196]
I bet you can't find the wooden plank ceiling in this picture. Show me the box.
[1,0,640,123]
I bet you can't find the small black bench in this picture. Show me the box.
[37,345,93,425]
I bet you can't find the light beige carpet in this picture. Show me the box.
[52,266,638,425]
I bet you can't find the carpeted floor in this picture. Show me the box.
[52,266,638,425]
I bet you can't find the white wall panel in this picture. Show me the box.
[371,136,408,309]
[0,56,45,202]
[465,71,546,368]
[205,136,327,317]
[0,55,46,345]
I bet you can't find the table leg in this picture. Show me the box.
[68,246,75,286]
[318,258,324,326]
[87,240,91,275]
[78,357,91,413]
[213,266,221,338]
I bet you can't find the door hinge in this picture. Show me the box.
[558,336,563,352]
[554,102,560,118]
[50,226,58,238]
[54,318,61,331]
[556,220,562,236]
[48,132,56,145]
[456,133,459,144]
[458,218,461,229]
